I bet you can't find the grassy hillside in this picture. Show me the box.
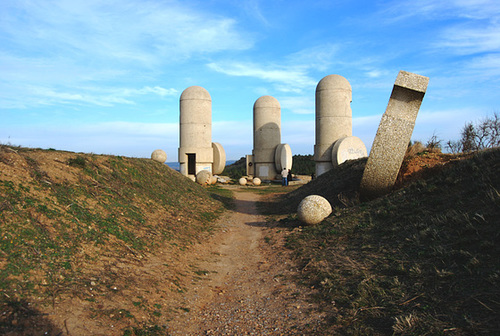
[270,148,500,334]
[0,145,227,335]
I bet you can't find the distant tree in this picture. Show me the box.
[425,133,442,152]
[290,154,315,175]
[446,112,500,153]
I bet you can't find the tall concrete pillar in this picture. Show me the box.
[178,86,213,179]
[253,95,281,180]
[314,75,352,176]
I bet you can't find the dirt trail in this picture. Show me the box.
[166,189,324,335]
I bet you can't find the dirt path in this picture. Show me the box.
[166,189,325,335]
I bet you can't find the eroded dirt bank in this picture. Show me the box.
[166,189,325,335]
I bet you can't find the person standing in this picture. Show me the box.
[287,169,292,186]
[281,168,288,186]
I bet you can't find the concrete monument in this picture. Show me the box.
[178,86,226,180]
[360,70,429,201]
[314,75,354,176]
[252,95,282,180]
[249,95,293,180]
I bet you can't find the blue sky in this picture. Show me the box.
[1,0,499,160]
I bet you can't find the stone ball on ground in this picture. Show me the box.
[239,177,247,186]
[252,177,261,186]
[196,170,212,185]
[210,176,218,185]
[151,149,167,163]
[297,195,332,225]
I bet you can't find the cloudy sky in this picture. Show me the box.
[1,0,499,160]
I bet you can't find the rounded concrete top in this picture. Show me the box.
[316,74,351,92]
[180,86,211,101]
[253,95,280,109]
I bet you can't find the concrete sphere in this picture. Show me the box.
[209,176,218,185]
[196,170,212,185]
[252,177,261,186]
[297,195,332,225]
[151,149,167,163]
[239,177,247,186]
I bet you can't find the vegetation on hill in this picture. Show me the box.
[0,145,227,335]
[221,156,246,179]
[267,148,500,334]
[222,154,315,179]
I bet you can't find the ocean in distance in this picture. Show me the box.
[166,160,236,172]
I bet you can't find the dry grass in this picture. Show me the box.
[0,145,227,335]
[271,148,500,335]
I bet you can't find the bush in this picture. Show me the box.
[446,112,500,153]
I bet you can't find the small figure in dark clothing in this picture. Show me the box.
[287,169,292,186]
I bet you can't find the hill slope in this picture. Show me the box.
[273,148,500,334]
[0,146,226,335]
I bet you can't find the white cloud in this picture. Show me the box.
[0,84,178,109]
[208,62,316,93]
[436,22,500,55]
[1,0,253,65]
[0,0,252,109]
[380,0,500,22]
[279,96,315,115]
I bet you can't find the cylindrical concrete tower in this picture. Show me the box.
[314,75,352,176]
[253,95,281,180]
[178,86,213,179]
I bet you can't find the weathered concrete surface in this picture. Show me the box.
[253,95,281,180]
[331,136,367,166]
[179,86,213,177]
[196,170,212,185]
[314,74,352,176]
[151,149,167,163]
[360,70,429,201]
[212,142,226,175]
[274,143,293,172]
[297,195,332,225]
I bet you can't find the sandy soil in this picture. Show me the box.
[165,189,325,335]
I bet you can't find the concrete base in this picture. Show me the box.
[315,162,332,177]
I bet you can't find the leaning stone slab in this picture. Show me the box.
[360,70,429,201]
